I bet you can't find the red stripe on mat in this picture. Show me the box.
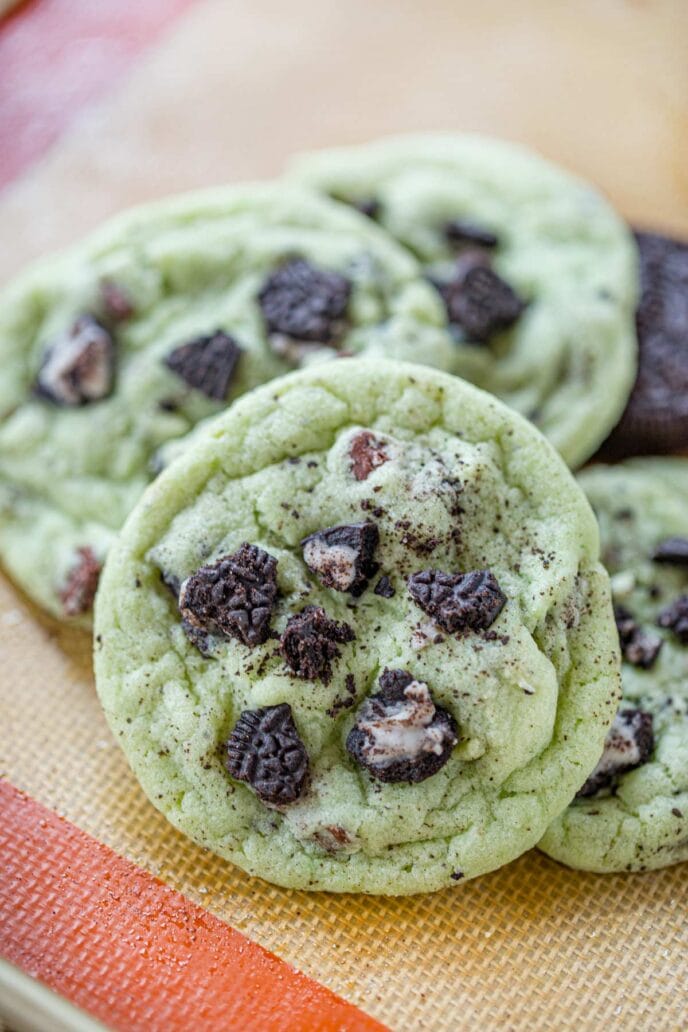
[0,782,387,1032]
[0,0,198,188]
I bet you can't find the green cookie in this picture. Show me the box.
[0,184,451,623]
[290,133,638,468]
[540,459,688,873]
[94,358,620,895]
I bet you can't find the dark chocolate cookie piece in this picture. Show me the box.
[577,708,654,797]
[225,703,309,805]
[653,536,688,565]
[352,198,381,220]
[258,258,351,347]
[165,330,243,400]
[657,594,688,644]
[301,521,379,596]
[280,605,354,683]
[59,547,102,617]
[435,253,525,344]
[346,668,458,784]
[99,280,134,323]
[444,219,498,250]
[374,575,395,598]
[614,604,663,669]
[35,316,115,406]
[408,568,506,635]
[348,431,390,481]
[596,230,688,459]
[179,543,278,647]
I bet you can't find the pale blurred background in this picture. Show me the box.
[0,0,686,285]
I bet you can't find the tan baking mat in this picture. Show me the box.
[1,1,687,1029]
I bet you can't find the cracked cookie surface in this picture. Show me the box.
[290,132,638,468]
[0,184,450,623]
[540,459,688,873]
[94,358,619,894]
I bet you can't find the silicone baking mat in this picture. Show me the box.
[1,2,687,1028]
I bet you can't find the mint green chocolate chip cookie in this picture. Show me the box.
[290,133,638,468]
[0,184,451,623]
[540,459,688,873]
[94,358,620,894]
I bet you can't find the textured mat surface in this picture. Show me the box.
[1,575,687,1029]
[1,1,687,1028]
[0,783,386,1032]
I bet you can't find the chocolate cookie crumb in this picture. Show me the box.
[577,708,654,797]
[160,569,181,599]
[614,605,663,669]
[436,254,525,343]
[181,619,215,657]
[225,703,309,805]
[450,870,465,881]
[652,537,688,565]
[165,330,243,400]
[349,431,389,481]
[408,568,506,634]
[374,576,395,598]
[301,521,379,596]
[179,543,278,647]
[59,547,102,617]
[258,258,351,347]
[353,198,381,220]
[326,673,357,718]
[280,605,354,683]
[36,316,115,406]
[444,219,498,250]
[99,280,134,323]
[657,594,688,644]
[346,668,458,783]
[313,825,355,852]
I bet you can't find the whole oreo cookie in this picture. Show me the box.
[597,230,688,460]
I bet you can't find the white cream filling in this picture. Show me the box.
[303,537,358,590]
[589,711,643,782]
[39,325,112,403]
[359,680,454,765]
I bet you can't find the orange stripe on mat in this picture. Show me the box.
[0,782,387,1032]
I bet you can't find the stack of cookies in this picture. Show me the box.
[0,134,685,893]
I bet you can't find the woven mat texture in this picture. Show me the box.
[1,2,687,1029]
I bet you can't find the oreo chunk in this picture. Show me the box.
[408,568,506,634]
[181,619,216,658]
[99,280,134,323]
[165,330,243,401]
[59,546,102,617]
[258,258,351,348]
[346,668,458,784]
[349,431,390,481]
[280,605,354,683]
[179,543,278,647]
[614,605,663,669]
[444,219,498,250]
[577,708,654,797]
[35,316,115,406]
[436,254,525,343]
[657,594,688,644]
[352,198,380,220]
[374,576,395,598]
[597,230,688,459]
[301,521,379,596]
[225,703,309,805]
[653,537,688,565]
